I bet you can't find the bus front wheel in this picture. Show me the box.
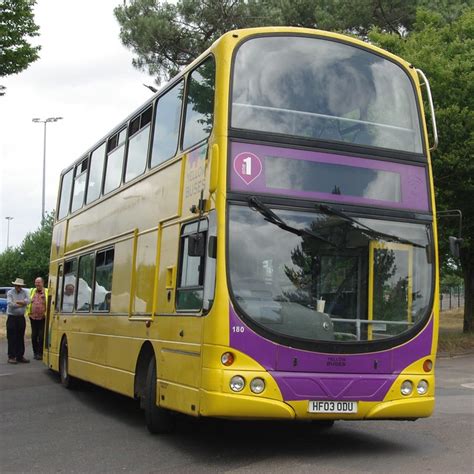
[144,358,175,434]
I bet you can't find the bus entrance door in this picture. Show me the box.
[44,263,63,370]
[155,224,204,416]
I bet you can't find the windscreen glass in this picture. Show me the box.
[232,36,423,154]
[228,205,433,343]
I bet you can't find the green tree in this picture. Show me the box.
[114,0,429,84]
[114,0,270,84]
[0,0,40,77]
[0,248,24,286]
[441,270,464,296]
[369,8,474,332]
[0,212,53,287]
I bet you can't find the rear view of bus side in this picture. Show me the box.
[44,27,439,433]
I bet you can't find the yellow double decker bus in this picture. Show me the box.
[45,27,439,433]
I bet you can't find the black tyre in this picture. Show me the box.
[144,357,175,434]
[59,338,78,389]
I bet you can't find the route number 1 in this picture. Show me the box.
[242,157,252,176]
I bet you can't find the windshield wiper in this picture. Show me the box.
[317,204,425,248]
[248,197,337,247]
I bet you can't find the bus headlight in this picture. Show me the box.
[230,375,245,392]
[400,380,413,396]
[417,380,429,395]
[250,378,265,394]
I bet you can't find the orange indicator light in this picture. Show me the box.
[423,359,433,372]
[221,352,235,366]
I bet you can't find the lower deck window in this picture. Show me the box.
[94,248,114,311]
[57,248,114,313]
[62,259,77,312]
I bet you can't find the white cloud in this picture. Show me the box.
[0,0,153,250]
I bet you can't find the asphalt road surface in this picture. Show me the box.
[1,339,473,473]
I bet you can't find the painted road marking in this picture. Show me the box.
[461,383,474,389]
[0,373,13,377]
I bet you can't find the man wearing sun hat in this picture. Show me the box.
[6,278,31,364]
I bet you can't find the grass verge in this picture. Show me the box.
[438,308,474,356]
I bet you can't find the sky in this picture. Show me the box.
[0,0,155,251]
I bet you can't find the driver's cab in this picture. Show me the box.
[233,253,335,341]
[232,239,415,343]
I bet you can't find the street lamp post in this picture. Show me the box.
[32,116,63,223]
[5,216,13,249]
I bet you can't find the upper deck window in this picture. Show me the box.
[182,57,215,150]
[86,143,106,204]
[150,80,184,168]
[57,168,73,220]
[104,128,127,195]
[71,157,88,213]
[231,36,423,154]
[125,106,152,182]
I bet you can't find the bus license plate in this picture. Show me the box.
[308,401,358,414]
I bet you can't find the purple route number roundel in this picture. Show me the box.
[233,152,263,185]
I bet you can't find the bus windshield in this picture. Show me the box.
[231,35,423,154]
[228,204,433,343]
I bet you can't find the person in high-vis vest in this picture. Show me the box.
[26,277,48,360]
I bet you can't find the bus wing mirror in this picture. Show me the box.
[416,69,438,152]
[188,234,205,257]
[449,236,463,259]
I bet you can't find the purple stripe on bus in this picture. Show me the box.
[230,142,429,212]
[274,373,396,401]
[229,305,433,401]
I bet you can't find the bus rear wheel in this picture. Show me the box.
[144,358,175,434]
[59,338,78,389]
